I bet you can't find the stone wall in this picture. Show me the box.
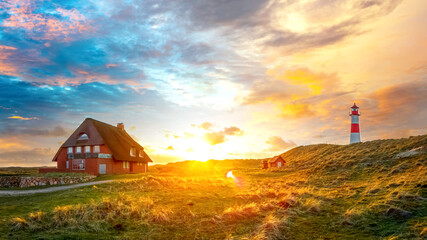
[0,175,96,188]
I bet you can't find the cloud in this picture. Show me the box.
[1,126,68,137]
[106,64,118,68]
[266,136,297,152]
[223,126,244,136]
[166,145,174,150]
[192,122,213,130]
[204,132,227,146]
[0,106,12,110]
[0,148,56,167]
[0,1,93,42]
[146,153,184,164]
[0,45,19,76]
[313,134,326,139]
[360,80,427,135]
[8,116,39,120]
[203,126,244,145]
[241,67,343,118]
[164,131,194,139]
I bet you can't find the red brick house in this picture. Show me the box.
[41,118,152,176]
[262,155,285,169]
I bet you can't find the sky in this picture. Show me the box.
[0,0,426,166]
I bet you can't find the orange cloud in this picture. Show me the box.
[0,45,18,75]
[223,126,244,136]
[0,46,17,50]
[192,122,213,130]
[242,68,341,118]
[8,116,39,120]
[166,146,174,150]
[0,139,27,150]
[204,132,226,146]
[280,103,315,118]
[266,136,296,152]
[1,1,93,42]
[361,80,427,129]
[203,126,244,145]
[106,64,118,68]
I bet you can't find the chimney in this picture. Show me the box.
[117,123,124,130]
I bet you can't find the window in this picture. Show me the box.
[123,161,130,169]
[67,147,73,154]
[66,161,69,169]
[78,133,88,140]
[130,147,136,157]
[85,146,91,153]
[139,150,144,158]
[76,146,82,153]
[93,145,100,153]
[72,159,85,170]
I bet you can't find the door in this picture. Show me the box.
[130,162,134,172]
[99,164,106,174]
[277,162,282,168]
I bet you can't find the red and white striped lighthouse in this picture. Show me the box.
[349,103,361,144]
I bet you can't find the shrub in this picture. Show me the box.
[10,217,28,231]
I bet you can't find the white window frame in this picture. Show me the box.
[76,146,82,153]
[123,161,130,169]
[139,150,144,158]
[78,133,89,140]
[84,146,91,153]
[72,159,85,170]
[67,147,73,154]
[130,147,136,157]
[93,145,100,153]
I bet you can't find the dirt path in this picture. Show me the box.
[0,180,115,196]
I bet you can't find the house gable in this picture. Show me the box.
[52,118,152,163]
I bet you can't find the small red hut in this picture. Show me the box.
[263,155,286,169]
[40,118,152,176]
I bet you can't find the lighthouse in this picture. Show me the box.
[349,103,361,144]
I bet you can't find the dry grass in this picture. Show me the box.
[250,215,287,240]
[221,203,260,222]
[3,135,426,239]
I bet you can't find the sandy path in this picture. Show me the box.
[0,180,115,197]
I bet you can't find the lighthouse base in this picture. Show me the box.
[350,133,361,144]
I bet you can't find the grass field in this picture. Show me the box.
[0,135,426,239]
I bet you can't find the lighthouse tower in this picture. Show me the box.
[349,103,361,144]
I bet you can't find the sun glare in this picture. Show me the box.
[226,170,235,179]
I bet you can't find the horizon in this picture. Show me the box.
[0,0,426,167]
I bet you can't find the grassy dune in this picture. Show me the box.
[0,135,426,239]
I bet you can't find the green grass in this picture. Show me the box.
[0,167,39,176]
[0,135,426,239]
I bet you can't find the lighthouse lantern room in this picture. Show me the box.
[349,103,361,144]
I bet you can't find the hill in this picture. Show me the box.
[1,135,426,239]
[153,135,427,238]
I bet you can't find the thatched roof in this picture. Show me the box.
[268,155,285,163]
[53,118,152,163]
